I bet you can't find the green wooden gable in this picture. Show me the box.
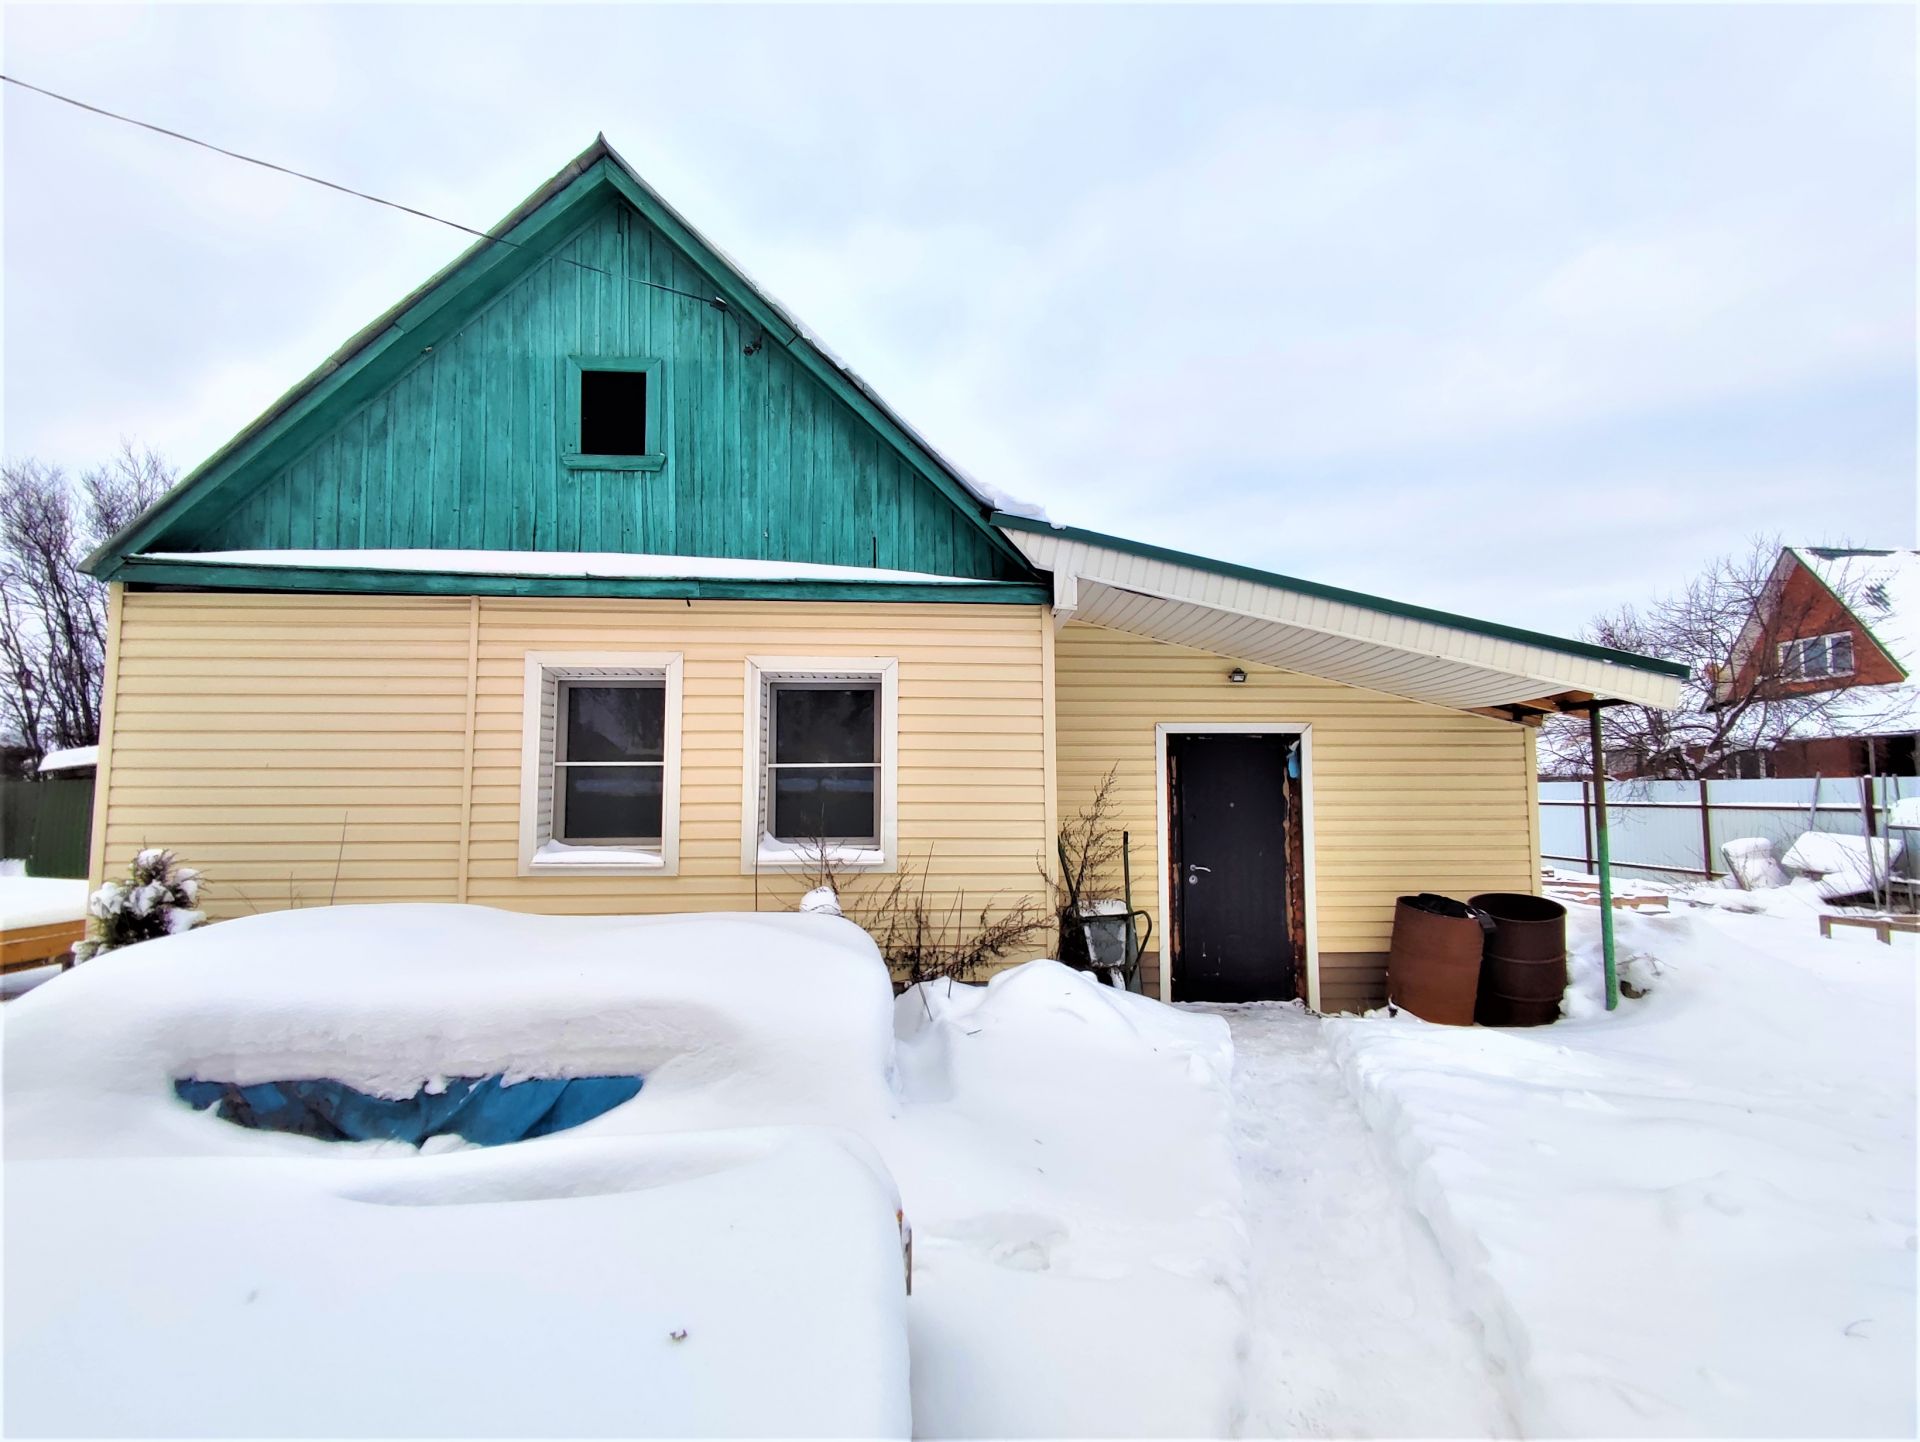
[90,139,1040,597]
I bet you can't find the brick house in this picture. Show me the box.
[1716,546,1919,777]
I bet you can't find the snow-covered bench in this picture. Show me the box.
[0,877,88,975]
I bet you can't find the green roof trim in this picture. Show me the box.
[991,514,1690,681]
[115,558,1048,605]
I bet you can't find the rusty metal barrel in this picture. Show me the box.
[1386,894,1490,1026]
[1469,892,1569,1027]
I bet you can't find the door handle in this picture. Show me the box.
[1187,864,1211,875]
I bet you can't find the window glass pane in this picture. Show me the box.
[579,369,648,455]
[564,684,664,762]
[770,766,877,842]
[1828,634,1854,674]
[771,684,877,765]
[560,766,663,841]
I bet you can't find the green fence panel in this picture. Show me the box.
[0,777,96,879]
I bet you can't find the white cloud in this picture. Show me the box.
[2,2,1910,637]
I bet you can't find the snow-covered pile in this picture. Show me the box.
[1326,904,1916,1436]
[1781,830,1905,901]
[6,905,912,1438]
[8,1128,911,1438]
[6,904,897,1157]
[0,874,88,931]
[885,962,1244,1437]
[5,908,1247,1438]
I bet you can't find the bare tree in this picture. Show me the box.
[0,444,172,769]
[1539,534,1897,780]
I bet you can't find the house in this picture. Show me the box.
[1715,546,1919,778]
[80,139,1683,1012]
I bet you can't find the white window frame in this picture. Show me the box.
[519,651,683,876]
[1777,632,1856,681]
[741,656,898,874]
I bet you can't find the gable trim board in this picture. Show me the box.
[995,514,1686,715]
[85,137,1035,584]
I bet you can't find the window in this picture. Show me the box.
[563,357,664,471]
[1777,632,1856,680]
[555,681,664,843]
[579,370,648,457]
[767,683,880,844]
[519,654,682,874]
[743,658,898,870]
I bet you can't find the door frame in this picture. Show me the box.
[1154,722,1319,1011]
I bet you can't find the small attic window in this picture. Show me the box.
[564,356,665,471]
[580,370,648,455]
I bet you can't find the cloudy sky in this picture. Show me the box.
[3,3,1913,633]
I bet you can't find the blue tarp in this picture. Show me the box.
[174,1074,643,1146]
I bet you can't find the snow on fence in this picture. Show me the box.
[1539,775,1920,885]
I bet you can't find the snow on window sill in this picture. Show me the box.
[531,840,665,870]
[755,835,885,869]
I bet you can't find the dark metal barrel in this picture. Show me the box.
[1386,894,1488,1026]
[1469,892,1568,1027]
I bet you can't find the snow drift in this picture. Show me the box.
[1327,904,1916,1437]
[5,905,911,1438]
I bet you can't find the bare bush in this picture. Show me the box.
[799,845,1051,988]
[1048,766,1129,966]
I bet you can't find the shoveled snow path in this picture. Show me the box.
[1190,1002,1513,1438]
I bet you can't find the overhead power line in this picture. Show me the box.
[0,72,732,312]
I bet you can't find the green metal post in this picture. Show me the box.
[1588,706,1618,1011]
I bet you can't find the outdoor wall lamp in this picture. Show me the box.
[1227,667,1248,684]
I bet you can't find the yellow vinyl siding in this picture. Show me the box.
[97,593,1051,934]
[1054,623,1537,1010]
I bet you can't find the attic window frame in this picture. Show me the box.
[563,356,666,472]
[1777,631,1856,681]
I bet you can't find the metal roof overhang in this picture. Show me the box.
[1000,523,1685,720]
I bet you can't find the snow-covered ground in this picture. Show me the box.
[4,906,1242,1439]
[887,964,1244,1438]
[1320,899,1916,1437]
[1191,1001,1513,1437]
[6,894,1912,1437]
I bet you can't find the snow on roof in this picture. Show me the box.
[1795,546,1920,673]
[34,745,99,775]
[138,550,996,585]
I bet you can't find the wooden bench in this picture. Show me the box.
[1818,913,1920,945]
[0,919,83,974]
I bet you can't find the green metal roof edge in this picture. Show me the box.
[114,558,1048,605]
[991,514,1691,681]
[1782,547,1911,683]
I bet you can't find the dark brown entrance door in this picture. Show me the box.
[1168,732,1296,1003]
